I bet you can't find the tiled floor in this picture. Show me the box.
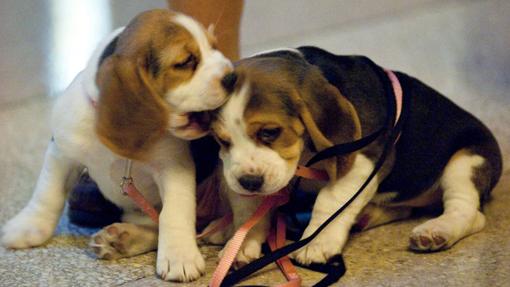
[1,0,509,286]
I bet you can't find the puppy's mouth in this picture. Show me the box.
[169,111,212,140]
[187,111,211,131]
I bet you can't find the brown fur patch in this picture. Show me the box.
[105,9,201,95]
[96,56,169,160]
[245,112,304,161]
[457,148,491,199]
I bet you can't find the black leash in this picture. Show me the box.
[221,68,405,287]
[222,129,397,287]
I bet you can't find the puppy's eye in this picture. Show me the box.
[257,127,282,144]
[174,54,198,70]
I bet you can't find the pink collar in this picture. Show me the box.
[385,69,403,126]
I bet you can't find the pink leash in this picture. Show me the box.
[120,162,325,286]
[267,213,302,287]
[121,180,160,223]
[119,161,233,239]
[120,160,160,223]
[208,165,327,287]
[119,161,315,286]
[209,189,293,287]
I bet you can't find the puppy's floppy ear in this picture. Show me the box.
[289,72,361,182]
[95,55,169,160]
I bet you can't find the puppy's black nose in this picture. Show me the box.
[221,72,237,93]
[238,175,264,192]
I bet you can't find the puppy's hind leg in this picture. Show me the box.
[2,141,80,248]
[410,150,488,251]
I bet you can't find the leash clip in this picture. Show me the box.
[120,159,133,196]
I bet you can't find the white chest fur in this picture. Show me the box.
[51,72,164,211]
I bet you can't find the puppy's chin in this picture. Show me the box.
[168,111,211,140]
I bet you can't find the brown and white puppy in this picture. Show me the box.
[208,47,502,266]
[1,9,234,282]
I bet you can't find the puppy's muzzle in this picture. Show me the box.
[238,175,264,192]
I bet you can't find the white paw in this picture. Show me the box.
[409,218,454,252]
[89,223,132,260]
[157,241,205,282]
[410,212,486,252]
[234,238,262,268]
[291,232,344,265]
[1,209,57,249]
[219,238,262,269]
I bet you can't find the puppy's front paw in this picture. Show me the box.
[291,232,344,265]
[1,210,57,249]
[219,238,262,269]
[157,241,205,282]
[234,238,263,268]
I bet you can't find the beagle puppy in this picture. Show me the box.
[209,47,502,266]
[1,10,235,282]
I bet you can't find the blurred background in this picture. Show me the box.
[0,0,509,155]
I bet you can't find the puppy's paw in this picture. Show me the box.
[89,223,134,260]
[290,226,348,265]
[234,238,263,268]
[291,232,343,265]
[219,238,262,269]
[409,218,453,252]
[410,212,486,252]
[1,210,57,249]
[157,241,205,282]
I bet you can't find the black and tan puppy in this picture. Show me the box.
[208,47,502,266]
